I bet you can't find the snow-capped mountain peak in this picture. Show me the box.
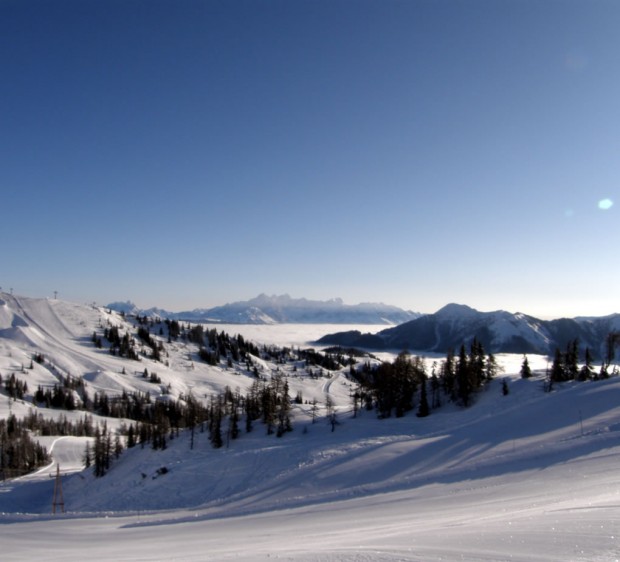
[319,303,620,357]
[107,294,420,325]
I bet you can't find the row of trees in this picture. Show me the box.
[515,334,620,385]
[33,375,87,410]
[538,336,619,389]
[84,375,297,476]
[2,372,29,400]
[21,410,98,437]
[86,423,124,477]
[0,414,50,479]
[352,339,499,418]
[549,339,596,383]
[7,409,123,478]
[101,326,140,360]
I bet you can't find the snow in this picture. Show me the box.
[1,293,620,561]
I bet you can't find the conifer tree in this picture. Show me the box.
[209,398,224,448]
[392,352,417,417]
[229,404,240,441]
[469,338,486,388]
[599,362,610,379]
[441,349,456,400]
[578,347,594,381]
[351,389,360,418]
[310,398,319,424]
[550,347,565,383]
[605,332,620,369]
[83,441,92,468]
[456,344,472,407]
[565,339,579,381]
[127,423,136,448]
[244,398,254,433]
[211,415,223,448]
[325,394,338,432]
[276,379,293,437]
[114,434,123,459]
[186,395,199,449]
[485,352,498,381]
[416,373,430,418]
[93,425,111,477]
[520,355,532,379]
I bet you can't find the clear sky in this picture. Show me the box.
[1,0,618,319]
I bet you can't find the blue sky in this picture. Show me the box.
[1,0,618,318]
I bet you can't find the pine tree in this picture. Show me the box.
[416,374,430,418]
[485,353,499,381]
[520,355,532,379]
[276,382,292,437]
[325,394,337,431]
[310,398,319,424]
[209,399,223,448]
[428,362,441,409]
[550,347,565,383]
[229,405,240,441]
[456,345,472,407]
[261,383,276,435]
[605,332,619,368]
[93,426,110,477]
[114,434,123,459]
[189,397,200,449]
[578,347,594,381]
[127,423,136,448]
[351,389,360,418]
[565,339,579,381]
[83,441,92,468]
[599,362,610,379]
[441,349,456,400]
[244,398,254,433]
[469,338,486,388]
[392,352,417,417]
[211,415,223,448]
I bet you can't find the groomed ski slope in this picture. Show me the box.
[3,377,619,561]
[1,294,619,561]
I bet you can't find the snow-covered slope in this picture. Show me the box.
[3,371,620,560]
[0,294,255,403]
[2,293,620,561]
[32,373,620,516]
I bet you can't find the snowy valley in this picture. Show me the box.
[1,293,619,561]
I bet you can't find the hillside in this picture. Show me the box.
[107,293,421,325]
[318,302,620,357]
[1,293,620,560]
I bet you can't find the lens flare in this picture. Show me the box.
[598,199,613,210]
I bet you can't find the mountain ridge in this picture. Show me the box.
[107,293,421,325]
[318,302,620,358]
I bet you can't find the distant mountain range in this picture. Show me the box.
[107,294,421,325]
[317,303,620,358]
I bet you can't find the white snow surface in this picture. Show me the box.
[1,293,619,561]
